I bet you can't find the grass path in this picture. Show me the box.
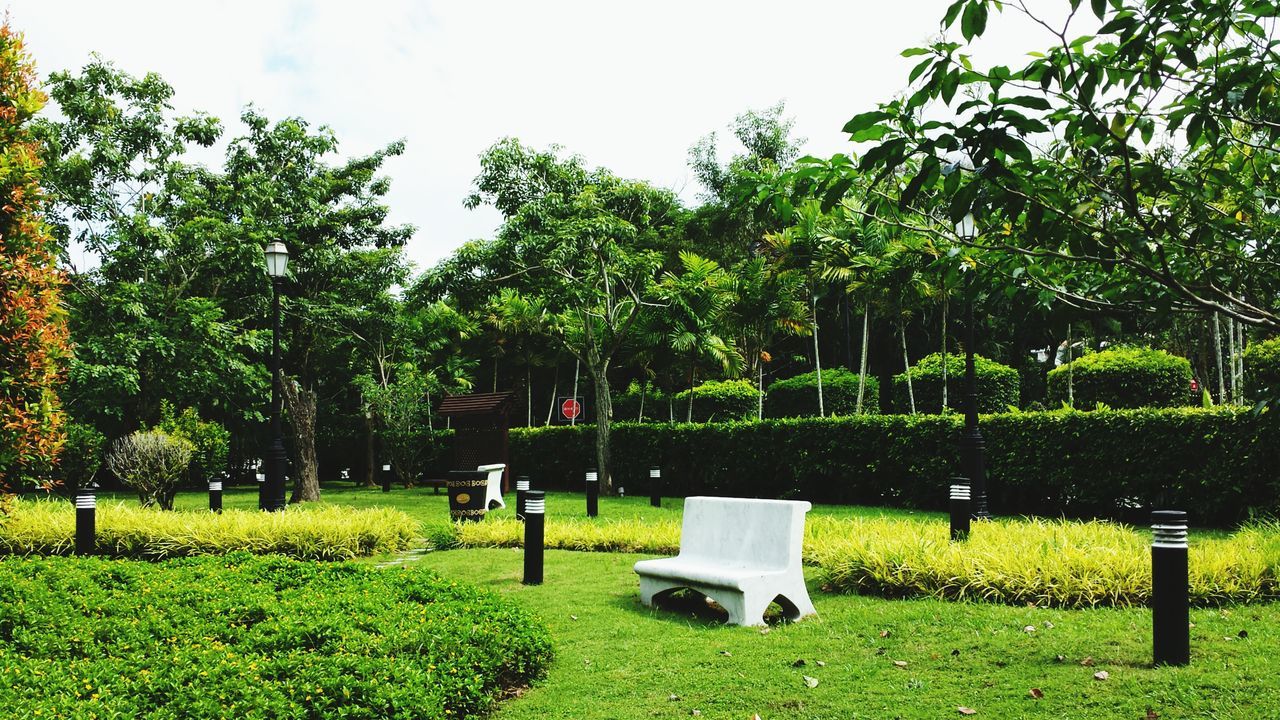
[418,548,1279,720]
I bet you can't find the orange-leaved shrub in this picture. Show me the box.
[0,24,69,492]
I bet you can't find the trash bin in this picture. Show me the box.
[447,470,489,522]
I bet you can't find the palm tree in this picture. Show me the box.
[723,257,809,419]
[659,252,743,421]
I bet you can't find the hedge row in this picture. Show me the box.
[767,368,879,417]
[890,353,1020,413]
[492,407,1280,525]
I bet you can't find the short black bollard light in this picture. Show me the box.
[516,475,530,521]
[585,467,599,518]
[523,490,545,585]
[381,463,392,493]
[209,476,223,514]
[256,470,266,511]
[649,466,662,508]
[949,478,971,541]
[1151,510,1190,666]
[75,492,96,556]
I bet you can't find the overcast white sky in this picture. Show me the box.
[12,1,1058,273]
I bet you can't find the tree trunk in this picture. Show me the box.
[1213,312,1226,404]
[282,377,321,503]
[902,322,916,414]
[638,377,647,421]
[856,301,870,415]
[812,294,824,417]
[757,363,764,420]
[362,411,376,488]
[591,365,614,494]
[571,358,580,426]
[941,290,949,411]
[1066,324,1074,407]
[545,365,558,426]
[526,365,532,426]
[686,364,695,423]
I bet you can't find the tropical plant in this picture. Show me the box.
[106,429,194,510]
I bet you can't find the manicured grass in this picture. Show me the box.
[419,548,1280,720]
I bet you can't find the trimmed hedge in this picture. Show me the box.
[0,553,553,719]
[1244,337,1280,401]
[500,408,1280,526]
[672,379,757,423]
[890,352,1019,413]
[767,368,880,417]
[1047,347,1192,409]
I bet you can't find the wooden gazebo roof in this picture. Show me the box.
[437,392,514,418]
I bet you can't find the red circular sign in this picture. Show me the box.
[561,398,582,420]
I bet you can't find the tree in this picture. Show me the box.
[846,0,1280,331]
[465,139,683,493]
[0,24,70,492]
[658,252,743,422]
[722,257,809,419]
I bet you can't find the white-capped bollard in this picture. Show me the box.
[649,466,662,508]
[75,493,96,555]
[1152,510,1190,666]
[949,479,971,541]
[585,467,598,518]
[523,491,546,585]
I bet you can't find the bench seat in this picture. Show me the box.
[634,496,816,626]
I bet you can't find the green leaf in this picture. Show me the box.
[1090,0,1106,20]
[961,1,988,41]
[843,111,893,135]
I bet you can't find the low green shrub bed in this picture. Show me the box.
[1244,336,1280,400]
[446,515,1280,608]
[503,407,1280,525]
[0,553,553,719]
[0,502,418,559]
[672,378,757,422]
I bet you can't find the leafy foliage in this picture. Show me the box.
[157,401,230,482]
[54,422,105,490]
[1243,336,1280,402]
[0,24,69,491]
[672,379,757,423]
[0,553,553,718]
[1047,347,1193,409]
[890,352,1018,413]
[767,368,880,417]
[357,364,435,484]
[106,429,194,510]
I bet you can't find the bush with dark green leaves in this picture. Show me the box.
[1244,336,1280,402]
[890,352,1019,414]
[672,379,757,423]
[55,422,106,490]
[157,401,230,483]
[1047,347,1192,409]
[767,368,879,417]
[502,407,1279,526]
[0,553,553,719]
[611,380,670,422]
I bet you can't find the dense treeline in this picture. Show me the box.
[10,0,1279,500]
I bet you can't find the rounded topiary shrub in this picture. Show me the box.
[1244,337,1280,401]
[1046,347,1192,409]
[890,352,1019,414]
[612,380,669,422]
[673,379,758,423]
[766,368,880,417]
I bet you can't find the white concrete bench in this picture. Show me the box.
[477,463,506,509]
[633,496,816,626]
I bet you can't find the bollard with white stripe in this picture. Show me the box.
[256,471,266,511]
[585,467,599,518]
[1151,510,1190,666]
[649,466,662,508]
[949,479,971,541]
[381,463,392,493]
[209,477,223,514]
[516,475,530,521]
[75,493,96,556]
[523,491,546,585]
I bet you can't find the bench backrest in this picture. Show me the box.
[676,496,811,571]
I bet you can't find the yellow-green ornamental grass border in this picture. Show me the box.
[0,501,418,560]
[451,515,1280,608]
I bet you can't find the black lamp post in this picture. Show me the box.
[954,214,989,519]
[264,241,289,512]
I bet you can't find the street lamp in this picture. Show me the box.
[264,241,289,512]
[953,215,989,519]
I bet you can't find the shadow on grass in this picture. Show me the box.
[610,588,796,628]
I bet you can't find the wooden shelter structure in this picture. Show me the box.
[438,392,515,491]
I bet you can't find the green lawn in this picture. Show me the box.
[419,548,1277,720]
